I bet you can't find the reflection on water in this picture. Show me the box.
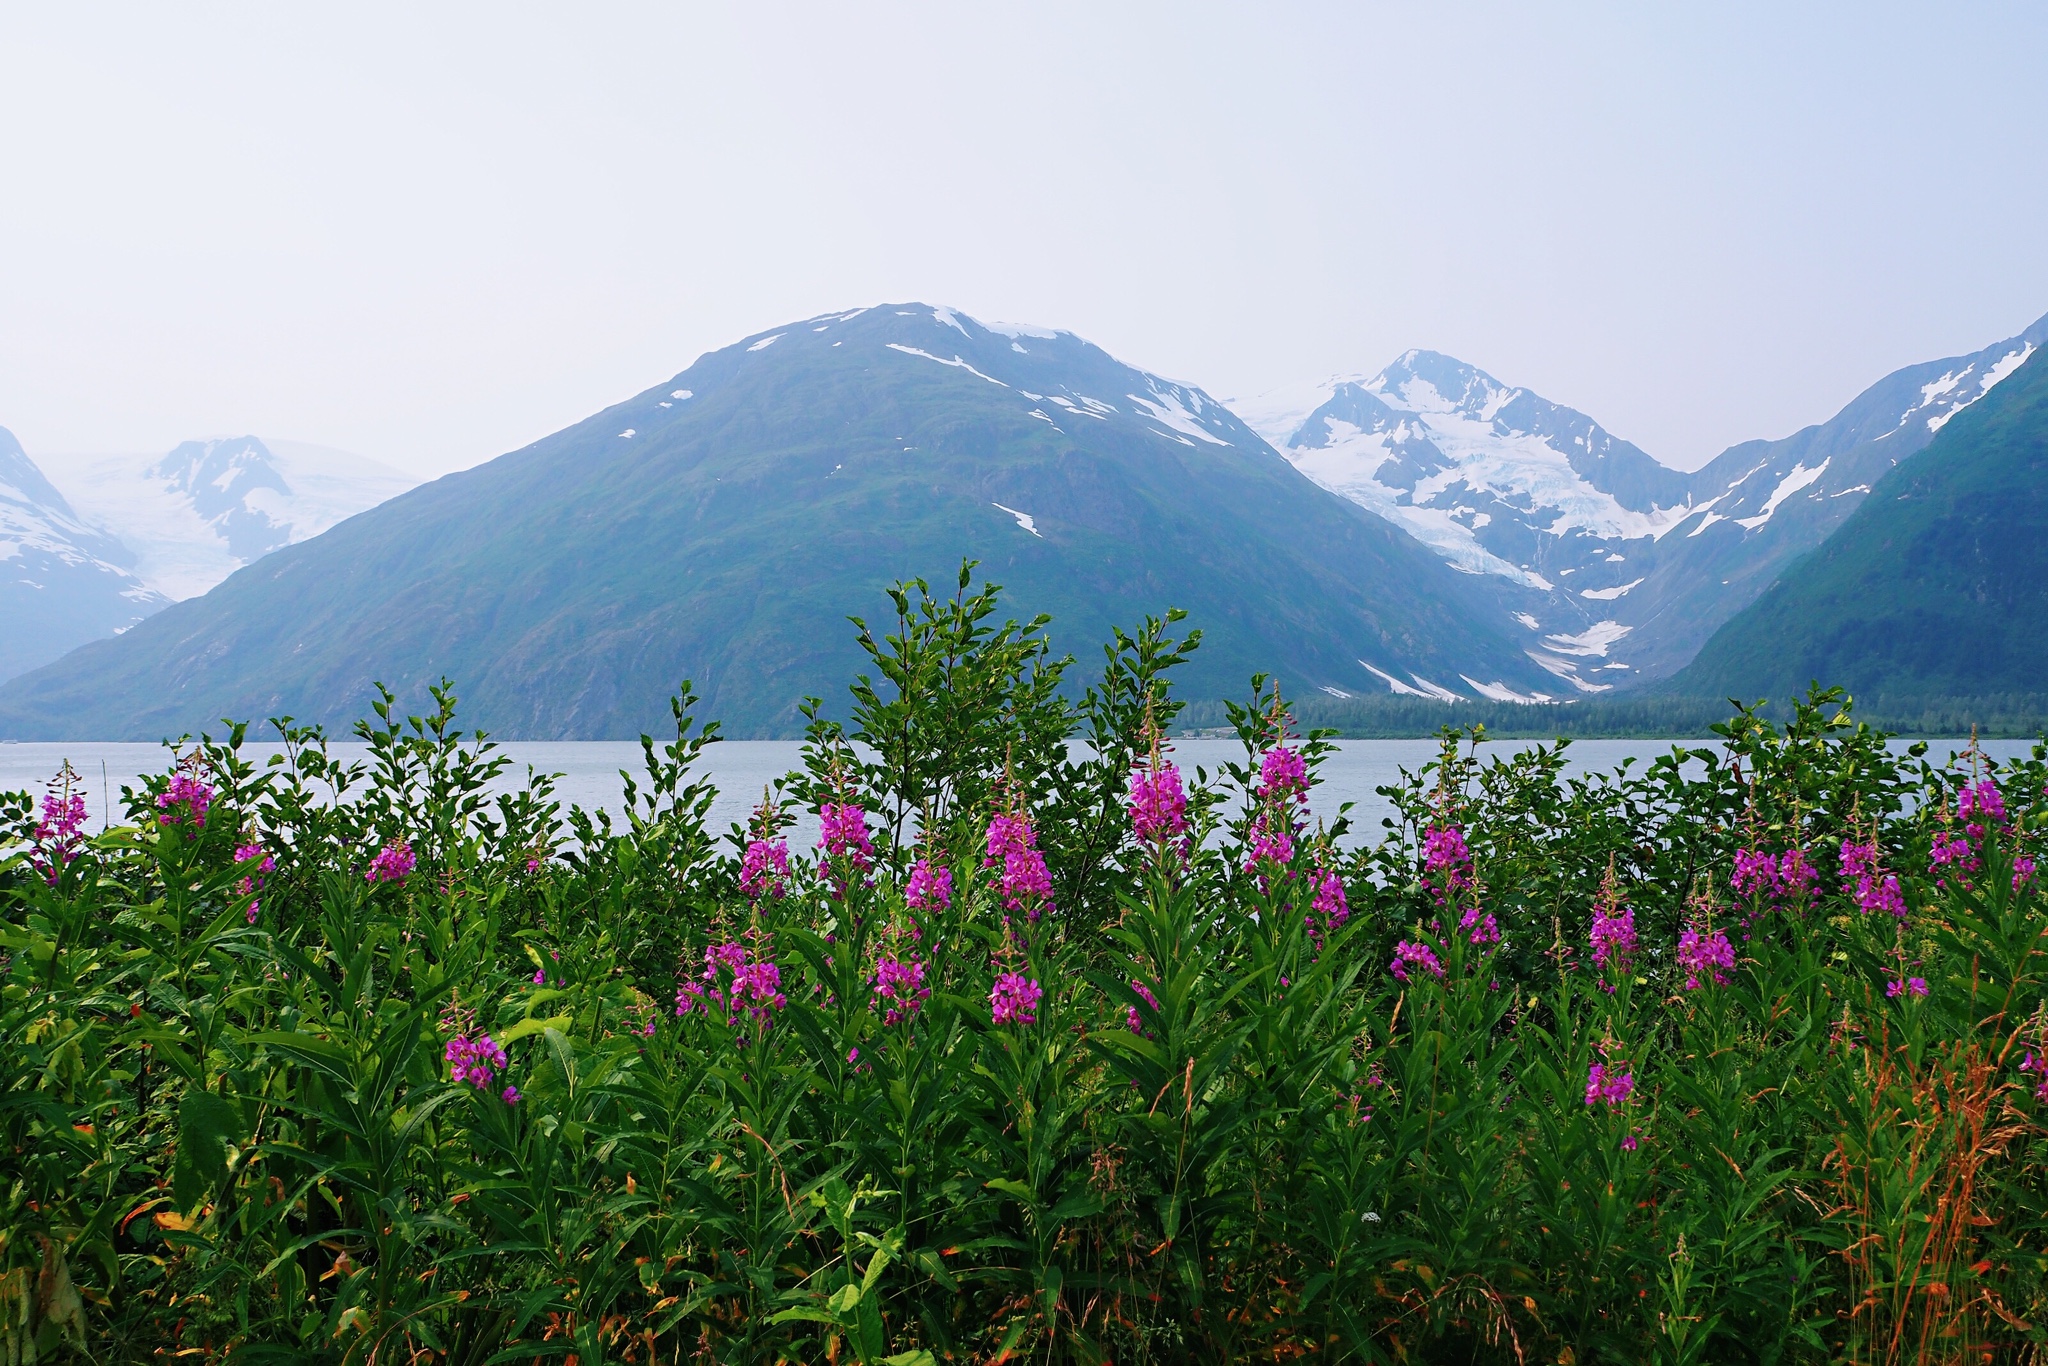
[1,735,2036,851]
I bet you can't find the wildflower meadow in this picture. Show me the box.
[6,570,2048,1364]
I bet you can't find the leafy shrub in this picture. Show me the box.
[5,567,2048,1364]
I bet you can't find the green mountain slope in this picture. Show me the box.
[0,305,1557,739]
[1673,345,2048,704]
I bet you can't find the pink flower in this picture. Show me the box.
[365,838,416,884]
[905,857,951,913]
[235,841,274,923]
[1885,976,1929,999]
[1460,904,1501,947]
[1840,840,1906,918]
[1585,1061,1634,1109]
[1258,746,1309,805]
[1126,978,1161,1034]
[986,811,1055,921]
[1421,825,1473,905]
[2016,855,2037,892]
[819,802,874,894]
[156,774,214,829]
[1776,848,1817,905]
[31,769,89,885]
[991,971,1043,1025]
[872,955,931,1025]
[446,1031,509,1090]
[1128,760,1188,846]
[1589,904,1636,973]
[1731,847,1778,901]
[1308,867,1350,939]
[501,1085,520,1105]
[1243,813,1295,878]
[739,837,791,901]
[1389,940,1443,983]
[1676,921,1736,991]
[675,941,786,1035]
[2020,1051,2048,1102]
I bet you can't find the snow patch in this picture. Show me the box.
[931,306,971,337]
[672,390,693,400]
[618,429,636,439]
[885,344,1009,387]
[1320,685,1352,699]
[983,319,1060,340]
[991,502,1041,537]
[1126,388,1230,446]
[1543,620,1631,657]
[1513,612,1542,631]
[1579,577,1643,600]
[1460,676,1551,704]
[1733,458,1828,530]
[747,335,782,352]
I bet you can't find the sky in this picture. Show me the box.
[2,3,2045,478]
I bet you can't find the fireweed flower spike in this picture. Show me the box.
[1126,979,1161,1034]
[819,800,875,895]
[366,838,416,885]
[676,941,787,1037]
[1840,838,1906,919]
[905,857,951,914]
[1585,1061,1634,1109]
[872,954,931,1025]
[1676,917,1736,991]
[1588,860,1636,985]
[1389,940,1444,983]
[990,971,1043,1025]
[31,764,90,885]
[1421,824,1474,907]
[1885,977,1930,999]
[156,773,215,829]
[985,806,1055,922]
[1128,756,1189,851]
[235,841,275,924]
[739,788,792,901]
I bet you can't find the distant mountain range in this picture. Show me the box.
[4,303,2044,737]
[1239,314,2047,692]
[1676,344,2048,704]
[0,306,1564,739]
[0,435,415,680]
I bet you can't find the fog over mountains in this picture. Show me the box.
[3,303,2044,736]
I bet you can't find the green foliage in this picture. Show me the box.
[7,584,2048,1363]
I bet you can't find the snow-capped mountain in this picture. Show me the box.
[48,437,419,601]
[1241,312,2048,694]
[0,427,165,681]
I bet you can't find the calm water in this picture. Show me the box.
[2,737,2035,850]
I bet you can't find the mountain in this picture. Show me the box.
[0,305,1560,740]
[47,437,419,601]
[1673,345,2048,704]
[1240,313,2048,691]
[0,427,166,680]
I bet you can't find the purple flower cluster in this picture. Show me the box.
[365,838,416,885]
[819,802,874,894]
[1731,846,1816,907]
[1243,815,1295,877]
[1885,976,1930,999]
[1676,921,1736,991]
[156,774,215,829]
[872,955,931,1025]
[740,837,791,901]
[1460,904,1501,947]
[676,941,787,1032]
[1421,825,1473,905]
[1589,903,1636,972]
[31,771,89,885]
[1308,867,1350,939]
[905,857,951,915]
[1585,1061,1634,1109]
[1126,978,1161,1034]
[1258,746,1309,805]
[235,841,275,924]
[986,811,1055,922]
[1839,841,1906,918]
[1128,760,1188,847]
[990,971,1043,1025]
[2020,1050,2048,1102]
[1389,939,1443,983]
[446,1031,516,1105]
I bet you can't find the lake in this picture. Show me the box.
[4,735,2036,850]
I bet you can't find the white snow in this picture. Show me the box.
[931,307,971,337]
[1513,612,1542,631]
[983,319,1060,340]
[1320,685,1352,699]
[1406,673,1464,702]
[1360,662,1433,698]
[618,429,636,439]
[1579,577,1643,600]
[1125,387,1231,446]
[1543,620,1631,657]
[1733,458,1829,530]
[746,334,783,352]
[991,502,1041,537]
[672,390,693,400]
[885,344,1009,387]
[1460,676,1552,704]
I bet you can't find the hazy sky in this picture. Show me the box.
[3,4,2044,477]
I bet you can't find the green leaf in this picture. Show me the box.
[172,1089,243,1211]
